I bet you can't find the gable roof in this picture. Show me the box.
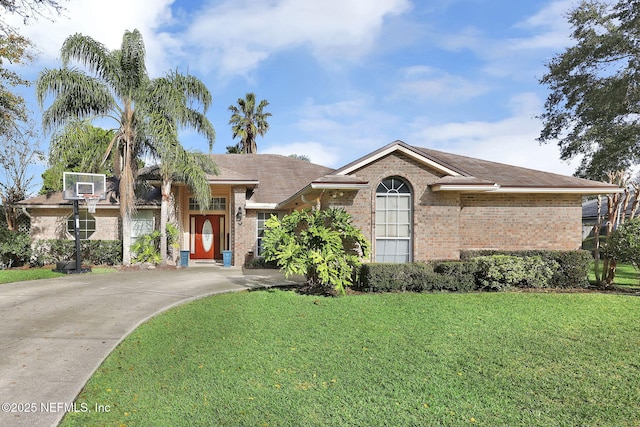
[334,140,622,194]
[209,154,333,205]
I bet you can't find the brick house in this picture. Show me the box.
[18,140,620,265]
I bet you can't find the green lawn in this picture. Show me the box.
[62,290,640,427]
[0,266,116,284]
[590,262,640,287]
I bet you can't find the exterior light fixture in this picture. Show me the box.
[236,206,243,224]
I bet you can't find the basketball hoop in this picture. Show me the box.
[82,195,100,214]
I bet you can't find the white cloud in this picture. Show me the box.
[13,0,176,75]
[394,66,489,103]
[409,92,580,175]
[183,0,411,75]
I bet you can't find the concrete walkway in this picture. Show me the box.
[0,266,295,427]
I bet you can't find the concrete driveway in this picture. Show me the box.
[0,267,294,427]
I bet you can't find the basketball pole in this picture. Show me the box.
[73,199,82,273]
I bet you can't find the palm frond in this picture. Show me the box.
[60,33,110,77]
[37,68,116,132]
[119,29,147,92]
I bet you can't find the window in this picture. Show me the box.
[257,212,279,256]
[375,177,412,263]
[189,197,226,211]
[67,211,96,240]
[131,210,155,248]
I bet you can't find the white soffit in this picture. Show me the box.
[336,144,463,177]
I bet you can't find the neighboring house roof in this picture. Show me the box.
[334,140,622,194]
[582,193,638,224]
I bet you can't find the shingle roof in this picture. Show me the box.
[413,146,616,190]
[209,154,333,204]
[334,140,620,193]
[17,177,160,208]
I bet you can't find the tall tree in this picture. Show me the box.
[40,120,114,193]
[37,29,216,265]
[0,34,31,136]
[0,124,43,230]
[538,0,640,180]
[228,92,271,154]
[0,0,65,35]
[0,1,66,135]
[146,70,218,265]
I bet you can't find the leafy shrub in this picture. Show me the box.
[84,240,122,265]
[551,250,592,288]
[357,261,476,293]
[462,250,591,288]
[432,261,477,292]
[0,229,31,268]
[358,263,424,292]
[473,255,557,291]
[131,231,162,264]
[31,239,122,266]
[605,219,640,270]
[263,208,370,295]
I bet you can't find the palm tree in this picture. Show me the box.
[228,92,271,154]
[40,120,115,193]
[36,29,216,265]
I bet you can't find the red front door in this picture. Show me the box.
[191,215,224,260]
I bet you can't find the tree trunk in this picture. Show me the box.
[159,179,172,266]
[121,212,132,265]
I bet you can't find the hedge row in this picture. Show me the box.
[461,250,592,288]
[356,262,476,293]
[31,239,122,266]
[356,250,592,293]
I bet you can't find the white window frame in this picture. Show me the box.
[257,212,280,256]
[66,211,96,240]
[189,197,226,211]
[375,177,412,263]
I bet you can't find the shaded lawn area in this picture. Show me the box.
[62,290,640,427]
[590,262,640,288]
[0,267,117,284]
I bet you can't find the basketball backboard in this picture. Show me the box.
[62,172,107,201]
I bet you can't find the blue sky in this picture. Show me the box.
[9,0,584,189]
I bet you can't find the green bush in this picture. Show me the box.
[462,250,591,288]
[31,239,122,266]
[358,263,422,292]
[473,255,557,291]
[131,231,162,264]
[263,208,370,295]
[0,229,31,268]
[83,240,122,265]
[433,260,477,292]
[357,261,476,293]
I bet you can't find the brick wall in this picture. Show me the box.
[330,152,464,261]
[29,208,120,241]
[459,193,583,251]
[327,151,584,261]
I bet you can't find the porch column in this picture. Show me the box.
[230,186,246,266]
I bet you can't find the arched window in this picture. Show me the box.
[375,177,412,263]
[67,211,96,240]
